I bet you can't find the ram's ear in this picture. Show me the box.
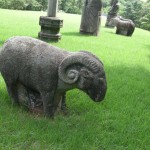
[80,68,93,79]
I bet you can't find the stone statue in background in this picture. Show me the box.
[0,36,107,118]
[105,0,120,27]
[38,0,63,42]
[80,0,102,36]
[110,17,135,36]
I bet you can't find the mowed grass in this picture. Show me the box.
[0,9,150,150]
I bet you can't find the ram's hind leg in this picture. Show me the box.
[5,81,19,105]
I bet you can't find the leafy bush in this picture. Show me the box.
[140,2,150,31]
[25,0,42,11]
[59,0,84,14]
[0,0,43,11]
[11,0,25,10]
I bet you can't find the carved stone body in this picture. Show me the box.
[0,36,107,117]
[80,0,102,36]
[111,17,135,36]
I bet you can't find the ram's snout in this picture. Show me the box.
[96,77,107,102]
[94,89,106,102]
[87,77,107,102]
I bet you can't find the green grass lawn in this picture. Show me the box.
[0,9,150,150]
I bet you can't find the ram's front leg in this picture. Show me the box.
[61,93,68,115]
[41,91,55,118]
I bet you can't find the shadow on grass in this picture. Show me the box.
[106,65,150,96]
[62,32,81,36]
[105,30,115,35]
[62,31,95,37]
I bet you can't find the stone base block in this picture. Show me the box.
[38,16,63,42]
[38,32,61,42]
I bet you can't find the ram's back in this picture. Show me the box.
[0,36,68,91]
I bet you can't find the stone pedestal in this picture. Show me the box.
[38,16,63,41]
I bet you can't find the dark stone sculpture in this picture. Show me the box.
[80,0,102,36]
[110,17,135,36]
[0,36,107,118]
[105,0,120,28]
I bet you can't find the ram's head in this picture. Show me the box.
[58,51,107,102]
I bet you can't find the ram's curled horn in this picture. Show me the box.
[58,53,100,84]
[79,50,104,66]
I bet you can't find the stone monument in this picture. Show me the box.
[0,36,107,118]
[38,0,63,41]
[105,0,120,28]
[80,0,102,36]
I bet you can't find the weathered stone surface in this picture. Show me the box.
[17,83,43,114]
[18,83,61,115]
[38,16,63,41]
[0,36,107,117]
[80,0,102,36]
[110,17,135,36]
[105,0,120,28]
[47,0,58,17]
[39,16,63,28]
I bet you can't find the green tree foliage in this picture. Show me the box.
[121,0,143,27]
[140,1,150,31]
[58,0,84,14]
[24,0,42,11]
[119,0,150,31]
[36,0,47,11]
[11,0,26,10]
[103,0,111,13]
[0,0,43,11]
[0,0,12,9]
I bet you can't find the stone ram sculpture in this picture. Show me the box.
[110,17,135,36]
[0,36,107,118]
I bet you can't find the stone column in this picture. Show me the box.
[47,0,58,17]
[105,0,120,28]
[38,0,63,41]
[80,0,102,36]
